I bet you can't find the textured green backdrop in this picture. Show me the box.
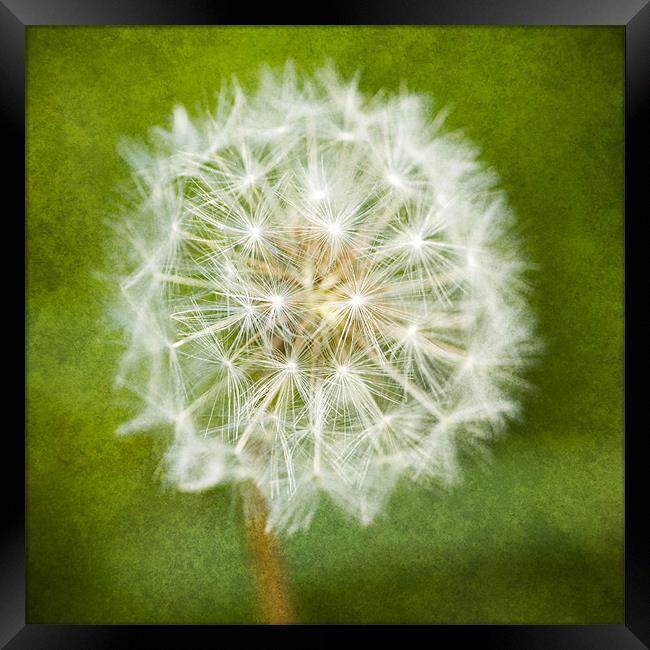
[26,26,624,624]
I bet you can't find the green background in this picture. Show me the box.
[26,26,624,624]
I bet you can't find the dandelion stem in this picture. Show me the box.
[242,482,295,624]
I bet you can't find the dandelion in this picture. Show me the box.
[112,62,536,620]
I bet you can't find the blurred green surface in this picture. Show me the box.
[26,26,624,624]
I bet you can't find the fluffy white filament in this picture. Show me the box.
[114,63,535,534]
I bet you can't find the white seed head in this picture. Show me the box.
[113,62,536,534]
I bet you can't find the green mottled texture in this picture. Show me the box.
[26,26,624,624]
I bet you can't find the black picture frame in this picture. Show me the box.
[8,1,646,645]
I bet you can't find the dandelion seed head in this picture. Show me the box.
[113,62,536,535]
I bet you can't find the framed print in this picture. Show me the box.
[7,0,647,646]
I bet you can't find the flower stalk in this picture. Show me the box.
[242,482,295,624]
